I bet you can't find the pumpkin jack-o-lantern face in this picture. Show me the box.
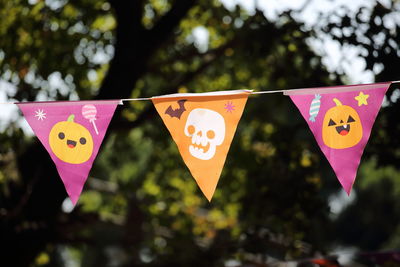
[322,98,363,149]
[49,114,94,164]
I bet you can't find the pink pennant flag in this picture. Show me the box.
[17,100,120,205]
[287,82,391,194]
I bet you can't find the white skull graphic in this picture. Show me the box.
[184,108,226,160]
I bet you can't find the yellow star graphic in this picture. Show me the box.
[355,91,369,106]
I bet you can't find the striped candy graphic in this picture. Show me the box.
[309,94,321,122]
[82,104,99,135]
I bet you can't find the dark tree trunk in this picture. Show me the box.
[0,1,197,265]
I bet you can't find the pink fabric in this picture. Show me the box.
[289,85,389,194]
[17,100,119,205]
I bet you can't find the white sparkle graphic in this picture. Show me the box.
[35,109,46,121]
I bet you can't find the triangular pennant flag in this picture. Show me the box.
[17,100,120,205]
[287,82,390,194]
[152,90,250,201]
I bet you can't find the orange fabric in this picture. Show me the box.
[152,92,249,200]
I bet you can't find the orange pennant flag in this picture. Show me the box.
[152,90,251,201]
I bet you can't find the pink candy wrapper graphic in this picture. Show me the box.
[287,83,390,194]
[17,100,119,205]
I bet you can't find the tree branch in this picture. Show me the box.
[109,0,144,33]
[149,0,197,46]
[112,41,231,131]
[97,0,197,100]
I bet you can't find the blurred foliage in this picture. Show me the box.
[0,0,400,266]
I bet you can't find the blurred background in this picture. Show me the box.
[1,0,400,266]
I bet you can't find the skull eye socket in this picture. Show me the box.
[207,130,215,139]
[187,125,195,135]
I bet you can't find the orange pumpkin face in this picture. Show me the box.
[49,114,94,164]
[322,98,363,149]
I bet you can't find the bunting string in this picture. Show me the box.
[7,81,400,203]
[2,80,399,104]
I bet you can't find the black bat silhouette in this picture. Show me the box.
[165,99,187,119]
